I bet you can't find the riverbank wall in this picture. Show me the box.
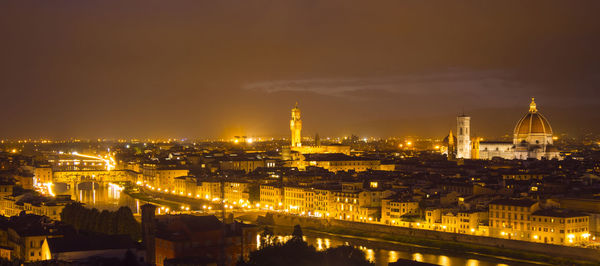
[257,213,600,263]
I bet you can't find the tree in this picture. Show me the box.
[323,245,373,266]
[260,226,276,248]
[239,239,374,266]
[114,207,141,240]
[291,224,303,243]
[97,210,113,234]
[240,235,319,266]
[60,204,141,241]
[119,250,140,266]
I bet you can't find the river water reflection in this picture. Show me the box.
[68,183,141,214]
[264,231,542,266]
[70,185,541,266]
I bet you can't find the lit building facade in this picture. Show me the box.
[259,185,283,210]
[381,199,419,225]
[530,209,590,245]
[332,184,392,222]
[284,186,311,214]
[33,167,53,185]
[197,181,222,200]
[489,198,540,240]
[142,163,189,191]
[294,153,381,172]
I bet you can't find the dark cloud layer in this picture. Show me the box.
[0,1,599,139]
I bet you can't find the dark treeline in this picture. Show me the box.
[239,225,373,266]
[60,203,141,241]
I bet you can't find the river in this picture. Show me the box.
[265,230,547,266]
[67,182,142,214]
[70,184,546,266]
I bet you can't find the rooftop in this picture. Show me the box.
[489,198,537,207]
[303,153,378,162]
[47,235,136,253]
[532,208,588,218]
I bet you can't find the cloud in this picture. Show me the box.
[243,70,525,105]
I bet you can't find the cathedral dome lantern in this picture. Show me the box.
[513,98,553,146]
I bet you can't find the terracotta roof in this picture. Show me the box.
[303,153,377,161]
[514,99,553,137]
[532,208,587,218]
[490,198,537,207]
[47,235,135,253]
[514,112,552,136]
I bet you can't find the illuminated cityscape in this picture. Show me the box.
[1,1,600,266]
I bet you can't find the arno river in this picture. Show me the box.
[70,184,547,266]
[277,230,547,266]
[63,182,142,214]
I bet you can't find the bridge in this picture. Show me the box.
[52,170,139,184]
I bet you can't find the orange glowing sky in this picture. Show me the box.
[1,1,599,139]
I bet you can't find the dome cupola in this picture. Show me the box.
[513,98,553,145]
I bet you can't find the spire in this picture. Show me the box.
[529,97,537,113]
[447,129,456,161]
[295,101,298,109]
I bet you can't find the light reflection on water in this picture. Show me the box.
[67,183,141,214]
[260,233,526,266]
[69,187,535,266]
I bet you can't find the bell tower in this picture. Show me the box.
[290,102,302,147]
[457,114,471,159]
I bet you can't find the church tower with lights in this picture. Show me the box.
[290,102,302,147]
[456,114,471,159]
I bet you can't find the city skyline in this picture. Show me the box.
[0,98,593,141]
[2,2,600,266]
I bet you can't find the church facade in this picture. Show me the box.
[445,98,560,160]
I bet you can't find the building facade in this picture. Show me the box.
[530,209,590,245]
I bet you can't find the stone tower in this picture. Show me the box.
[471,137,481,159]
[290,102,302,147]
[141,204,157,265]
[457,114,471,159]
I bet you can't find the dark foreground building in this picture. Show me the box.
[141,204,257,266]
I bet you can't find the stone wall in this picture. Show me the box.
[263,213,600,262]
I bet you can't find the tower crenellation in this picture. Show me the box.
[290,102,302,147]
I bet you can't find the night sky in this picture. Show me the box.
[1,1,599,139]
